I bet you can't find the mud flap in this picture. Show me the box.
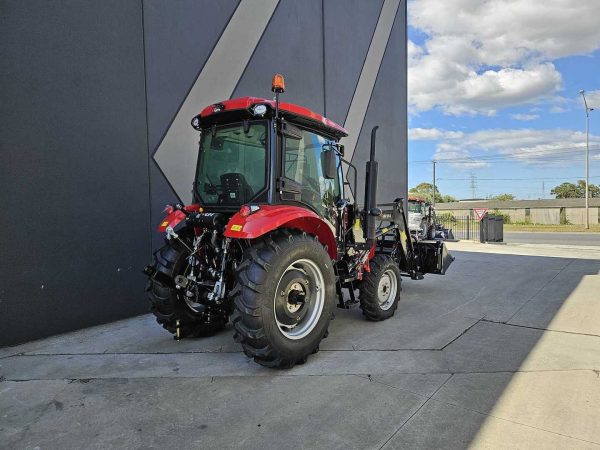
[415,240,455,275]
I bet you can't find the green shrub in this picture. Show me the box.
[436,212,458,224]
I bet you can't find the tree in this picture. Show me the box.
[551,180,600,199]
[551,182,580,199]
[492,193,516,201]
[409,183,455,203]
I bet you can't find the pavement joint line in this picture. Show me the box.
[439,318,483,351]
[505,257,577,324]
[1,348,449,358]
[481,318,600,339]
[0,373,426,383]
[4,350,237,356]
[3,369,600,383]
[378,373,455,449]
[352,374,446,401]
[438,289,486,316]
[424,395,600,447]
[1,321,487,358]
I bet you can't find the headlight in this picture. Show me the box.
[251,104,268,116]
[191,116,201,130]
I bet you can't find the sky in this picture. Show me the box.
[407,0,600,200]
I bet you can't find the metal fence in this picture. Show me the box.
[436,215,480,241]
[435,214,503,242]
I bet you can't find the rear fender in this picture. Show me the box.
[157,204,202,232]
[224,205,337,259]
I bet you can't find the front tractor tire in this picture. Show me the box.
[231,230,335,368]
[359,255,402,321]
[147,237,226,338]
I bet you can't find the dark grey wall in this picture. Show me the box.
[232,0,325,113]
[0,0,150,346]
[0,0,406,346]
[323,0,384,124]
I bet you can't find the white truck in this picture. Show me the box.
[408,197,430,239]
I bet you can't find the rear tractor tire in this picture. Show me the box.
[231,230,335,368]
[359,255,402,321]
[147,237,227,339]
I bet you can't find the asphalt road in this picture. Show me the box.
[504,231,600,246]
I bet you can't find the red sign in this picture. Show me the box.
[473,208,488,221]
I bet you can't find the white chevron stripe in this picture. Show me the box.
[340,0,401,164]
[153,0,279,201]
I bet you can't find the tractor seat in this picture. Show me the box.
[219,173,254,205]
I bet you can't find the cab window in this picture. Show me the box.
[283,129,341,220]
[408,202,421,213]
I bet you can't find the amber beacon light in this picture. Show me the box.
[271,74,285,93]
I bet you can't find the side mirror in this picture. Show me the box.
[321,149,337,179]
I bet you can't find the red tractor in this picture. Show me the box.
[144,75,453,368]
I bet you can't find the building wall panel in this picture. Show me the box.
[0,0,407,345]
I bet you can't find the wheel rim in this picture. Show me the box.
[377,269,398,311]
[274,258,325,340]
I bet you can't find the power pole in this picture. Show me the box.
[580,90,594,229]
[432,160,436,207]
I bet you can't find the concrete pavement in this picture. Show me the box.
[1,242,599,449]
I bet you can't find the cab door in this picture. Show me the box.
[279,126,341,225]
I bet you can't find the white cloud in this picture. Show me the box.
[409,127,600,167]
[408,128,464,140]
[550,106,567,113]
[511,113,539,121]
[408,0,600,115]
[585,90,600,109]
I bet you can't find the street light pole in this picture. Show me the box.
[580,90,594,229]
[432,160,436,208]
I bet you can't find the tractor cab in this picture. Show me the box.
[190,94,347,231]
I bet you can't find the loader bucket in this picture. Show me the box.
[414,240,454,275]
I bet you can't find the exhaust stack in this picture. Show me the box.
[364,126,379,245]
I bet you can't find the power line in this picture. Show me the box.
[412,156,593,165]
[438,175,600,181]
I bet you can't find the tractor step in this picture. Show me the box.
[336,283,359,309]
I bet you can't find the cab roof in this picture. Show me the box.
[195,96,348,140]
